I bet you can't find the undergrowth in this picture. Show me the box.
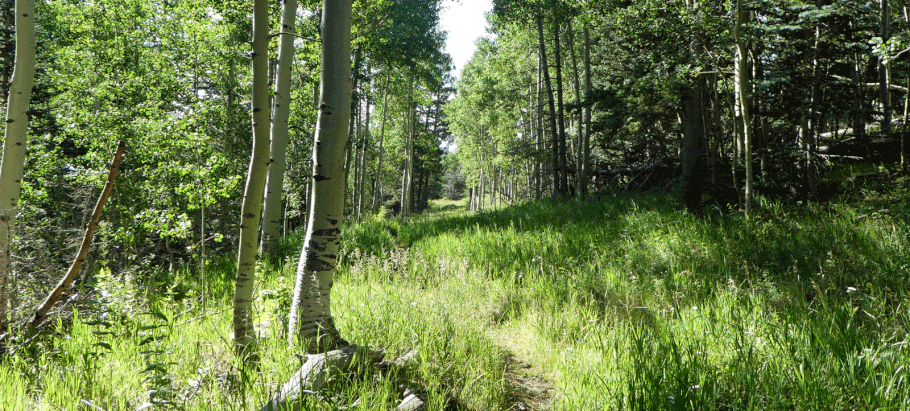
[2,189,909,410]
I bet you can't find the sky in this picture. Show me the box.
[440,0,494,79]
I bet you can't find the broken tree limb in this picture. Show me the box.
[831,74,910,93]
[396,387,427,411]
[259,345,386,411]
[25,140,125,332]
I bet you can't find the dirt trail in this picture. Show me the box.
[487,328,555,411]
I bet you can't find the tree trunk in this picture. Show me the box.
[0,0,35,334]
[27,142,124,332]
[735,0,754,214]
[233,0,272,355]
[582,25,592,199]
[554,17,569,198]
[343,48,361,216]
[850,21,866,139]
[680,0,707,213]
[805,9,821,199]
[401,76,415,218]
[372,73,390,214]
[260,0,298,256]
[567,20,584,198]
[288,0,352,353]
[881,0,891,134]
[537,12,560,199]
[357,94,370,219]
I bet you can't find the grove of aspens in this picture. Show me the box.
[0,0,909,409]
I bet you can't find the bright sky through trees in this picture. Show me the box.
[440,0,492,79]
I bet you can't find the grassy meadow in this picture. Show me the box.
[2,187,909,410]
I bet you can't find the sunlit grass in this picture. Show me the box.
[3,192,909,410]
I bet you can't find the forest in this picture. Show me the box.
[0,0,908,409]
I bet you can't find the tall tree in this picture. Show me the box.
[233,0,271,354]
[371,72,390,214]
[0,0,36,333]
[735,0,754,214]
[288,0,352,352]
[880,0,891,134]
[581,25,591,199]
[537,12,560,198]
[260,0,298,256]
[680,0,708,213]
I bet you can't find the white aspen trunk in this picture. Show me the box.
[535,60,544,200]
[372,74,389,214]
[233,0,272,354]
[554,17,569,198]
[567,20,583,198]
[357,95,369,219]
[401,77,415,218]
[735,0,753,215]
[468,186,474,211]
[260,0,298,256]
[0,0,36,333]
[582,26,592,199]
[351,99,362,216]
[288,0,352,352]
[882,0,891,133]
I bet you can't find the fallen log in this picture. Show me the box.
[259,345,385,411]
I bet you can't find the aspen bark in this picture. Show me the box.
[735,0,754,214]
[372,74,390,214]
[567,20,583,198]
[0,0,36,333]
[881,0,891,134]
[288,0,352,352]
[401,77,415,218]
[260,0,298,256]
[554,17,568,198]
[233,0,272,354]
[582,26,592,199]
[357,96,369,219]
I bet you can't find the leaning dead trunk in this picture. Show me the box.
[288,0,352,352]
[0,0,36,334]
[260,0,298,256]
[27,142,124,332]
[233,0,271,354]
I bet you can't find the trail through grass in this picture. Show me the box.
[2,191,909,410]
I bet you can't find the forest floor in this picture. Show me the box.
[2,172,910,410]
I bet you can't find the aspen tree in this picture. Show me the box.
[0,0,36,333]
[735,0,754,214]
[260,0,298,255]
[233,0,271,354]
[288,0,352,352]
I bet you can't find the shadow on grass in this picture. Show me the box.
[344,193,908,313]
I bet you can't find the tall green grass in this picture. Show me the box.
[338,194,910,410]
[2,192,908,410]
